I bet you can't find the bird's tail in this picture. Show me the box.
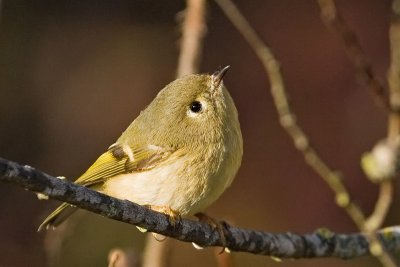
[37,203,77,232]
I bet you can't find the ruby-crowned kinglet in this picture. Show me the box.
[38,66,243,231]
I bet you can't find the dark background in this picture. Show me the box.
[0,0,396,266]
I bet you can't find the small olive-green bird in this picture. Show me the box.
[38,66,243,231]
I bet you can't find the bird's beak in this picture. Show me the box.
[212,65,230,88]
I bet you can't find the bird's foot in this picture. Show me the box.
[145,205,181,225]
[194,212,228,253]
[144,205,181,242]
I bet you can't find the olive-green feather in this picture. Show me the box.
[37,203,75,231]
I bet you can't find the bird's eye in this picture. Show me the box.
[189,101,202,113]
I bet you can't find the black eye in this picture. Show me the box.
[190,101,202,113]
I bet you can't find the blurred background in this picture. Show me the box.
[0,0,396,266]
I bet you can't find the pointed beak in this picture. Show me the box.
[212,65,230,88]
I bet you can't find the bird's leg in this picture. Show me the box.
[146,205,181,225]
[144,205,181,242]
[194,212,228,253]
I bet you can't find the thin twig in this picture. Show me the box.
[108,248,140,267]
[2,157,400,258]
[214,0,366,228]
[359,0,400,265]
[317,0,390,110]
[365,182,393,232]
[388,0,400,112]
[143,1,207,266]
[366,1,400,264]
[317,0,394,232]
[214,247,235,267]
[317,1,397,266]
[364,181,396,267]
[388,0,400,162]
[142,236,173,267]
[176,0,207,77]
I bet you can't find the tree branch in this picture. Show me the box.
[214,0,366,228]
[176,0,206,77]
[1,157,400,259]
[316,2,397,266]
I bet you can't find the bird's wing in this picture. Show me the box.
[75,143,175,187]
[38,143,176,231]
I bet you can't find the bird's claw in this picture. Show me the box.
[194,212,229,253]
[144,205,181,242]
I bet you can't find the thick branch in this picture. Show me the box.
[1,157,400,259]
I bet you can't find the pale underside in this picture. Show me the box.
[101,150,236,216]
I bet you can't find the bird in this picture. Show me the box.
[38,66,243,232]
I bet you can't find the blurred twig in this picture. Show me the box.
[143,1,207,266]
[364,182,393,232]
[176,0,207,77]
[317,0,390,110]
[142,236,173,267]
[387,3,400,205]
[372,1,400,264]
[108,248,140,267]
[214,247,234,267]
[3,157,400,258]
[388,0,400,113]
[317,1,396,266]
[364,181,396,267]
[214,0,366,227]
[388,0,400,171]
[317,1,394,232]
[43,213,83,267]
